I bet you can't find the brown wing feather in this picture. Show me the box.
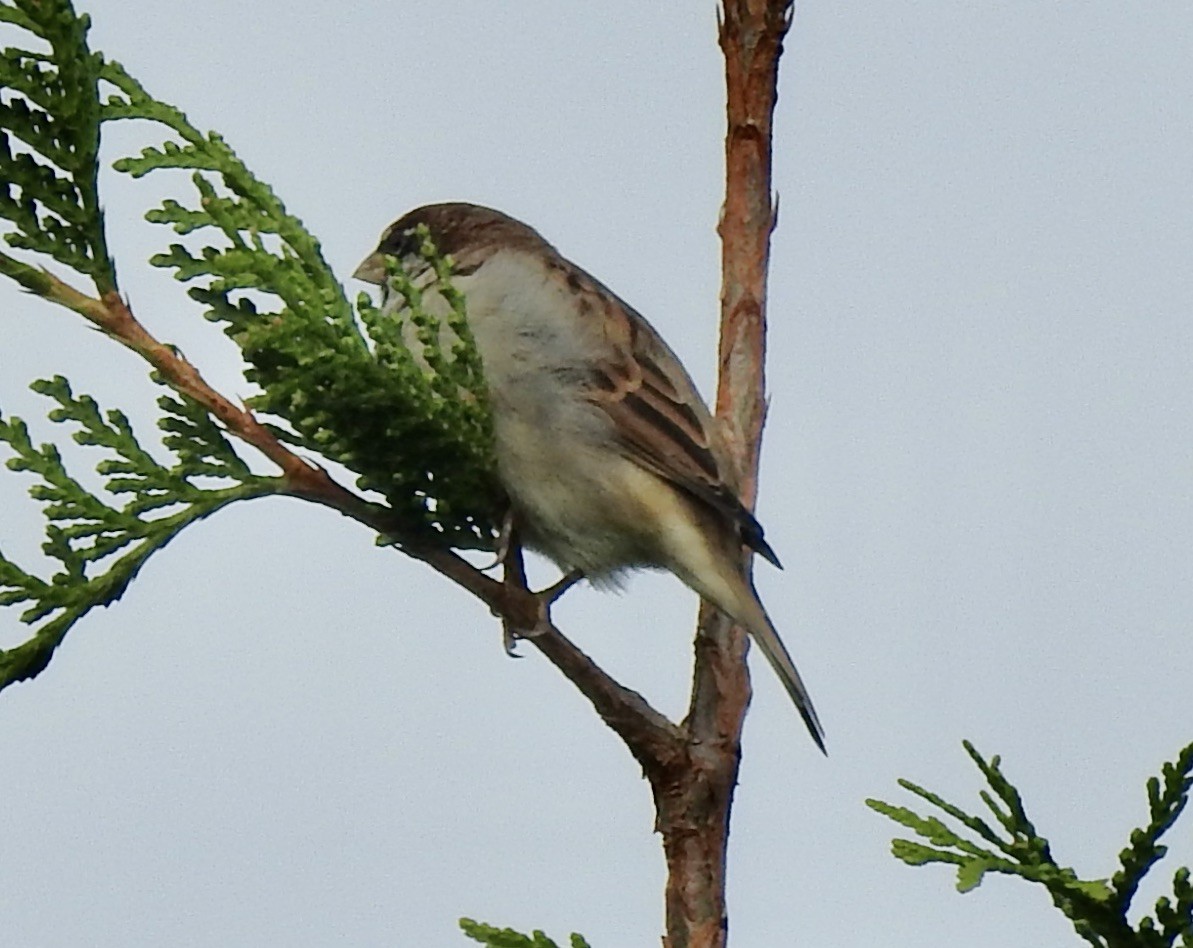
[570,265,782,568]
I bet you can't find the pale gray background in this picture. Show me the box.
[2,3,1192,946]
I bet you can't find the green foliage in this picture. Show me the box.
[100,61,502,550]
[0,0,115,292]
[868,740,1193,948]
[1,0,504,688]
[0,376,279,688]
[460,918,592,948]
[3,0,502,547]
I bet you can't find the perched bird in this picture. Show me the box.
[354,203,824,751]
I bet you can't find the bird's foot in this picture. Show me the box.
[501,606,551,655]
[500,569,584,655]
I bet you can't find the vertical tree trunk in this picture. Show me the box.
[656,3,795,947]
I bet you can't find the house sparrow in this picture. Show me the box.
[354,203,824,751]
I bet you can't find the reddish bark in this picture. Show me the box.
[657,4,794,946]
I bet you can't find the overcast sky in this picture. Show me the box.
[3,3,1192,947]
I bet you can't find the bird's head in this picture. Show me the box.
[353,202,548,285]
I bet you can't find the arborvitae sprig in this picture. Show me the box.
[868,740,1193,948]
[352,234,496,532]
[0,377,280,692]
[2,0,504,693]
[459,918,592,948]
[0,0,115,292]
[1117,743,1193,947]
[97,62,501,549]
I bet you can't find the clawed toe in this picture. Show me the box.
[501,607,552,656]
[538,568,583,604]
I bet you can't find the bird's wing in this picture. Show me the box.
[577,271,782,568]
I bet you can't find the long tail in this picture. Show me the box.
[663,522,826,751]
[706,571,826,753]
[740,594,826,754]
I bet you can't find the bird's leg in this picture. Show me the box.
[497,524,583,653]
[499,518,532,655]
[494,506,516,563]
[502,569,584,654]
[477,507,517,572]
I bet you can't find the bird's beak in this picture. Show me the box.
[352,251,387,285]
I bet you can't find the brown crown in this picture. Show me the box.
[376,202,552,265]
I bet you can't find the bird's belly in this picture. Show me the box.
[493,414,667,581]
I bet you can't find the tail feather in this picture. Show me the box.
[711,572,826,753]
[743,602,826,754]
[658,506,825,751]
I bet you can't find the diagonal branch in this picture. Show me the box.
[22,269,504,595]
[528,623,685,770]
[499,541,683,770]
